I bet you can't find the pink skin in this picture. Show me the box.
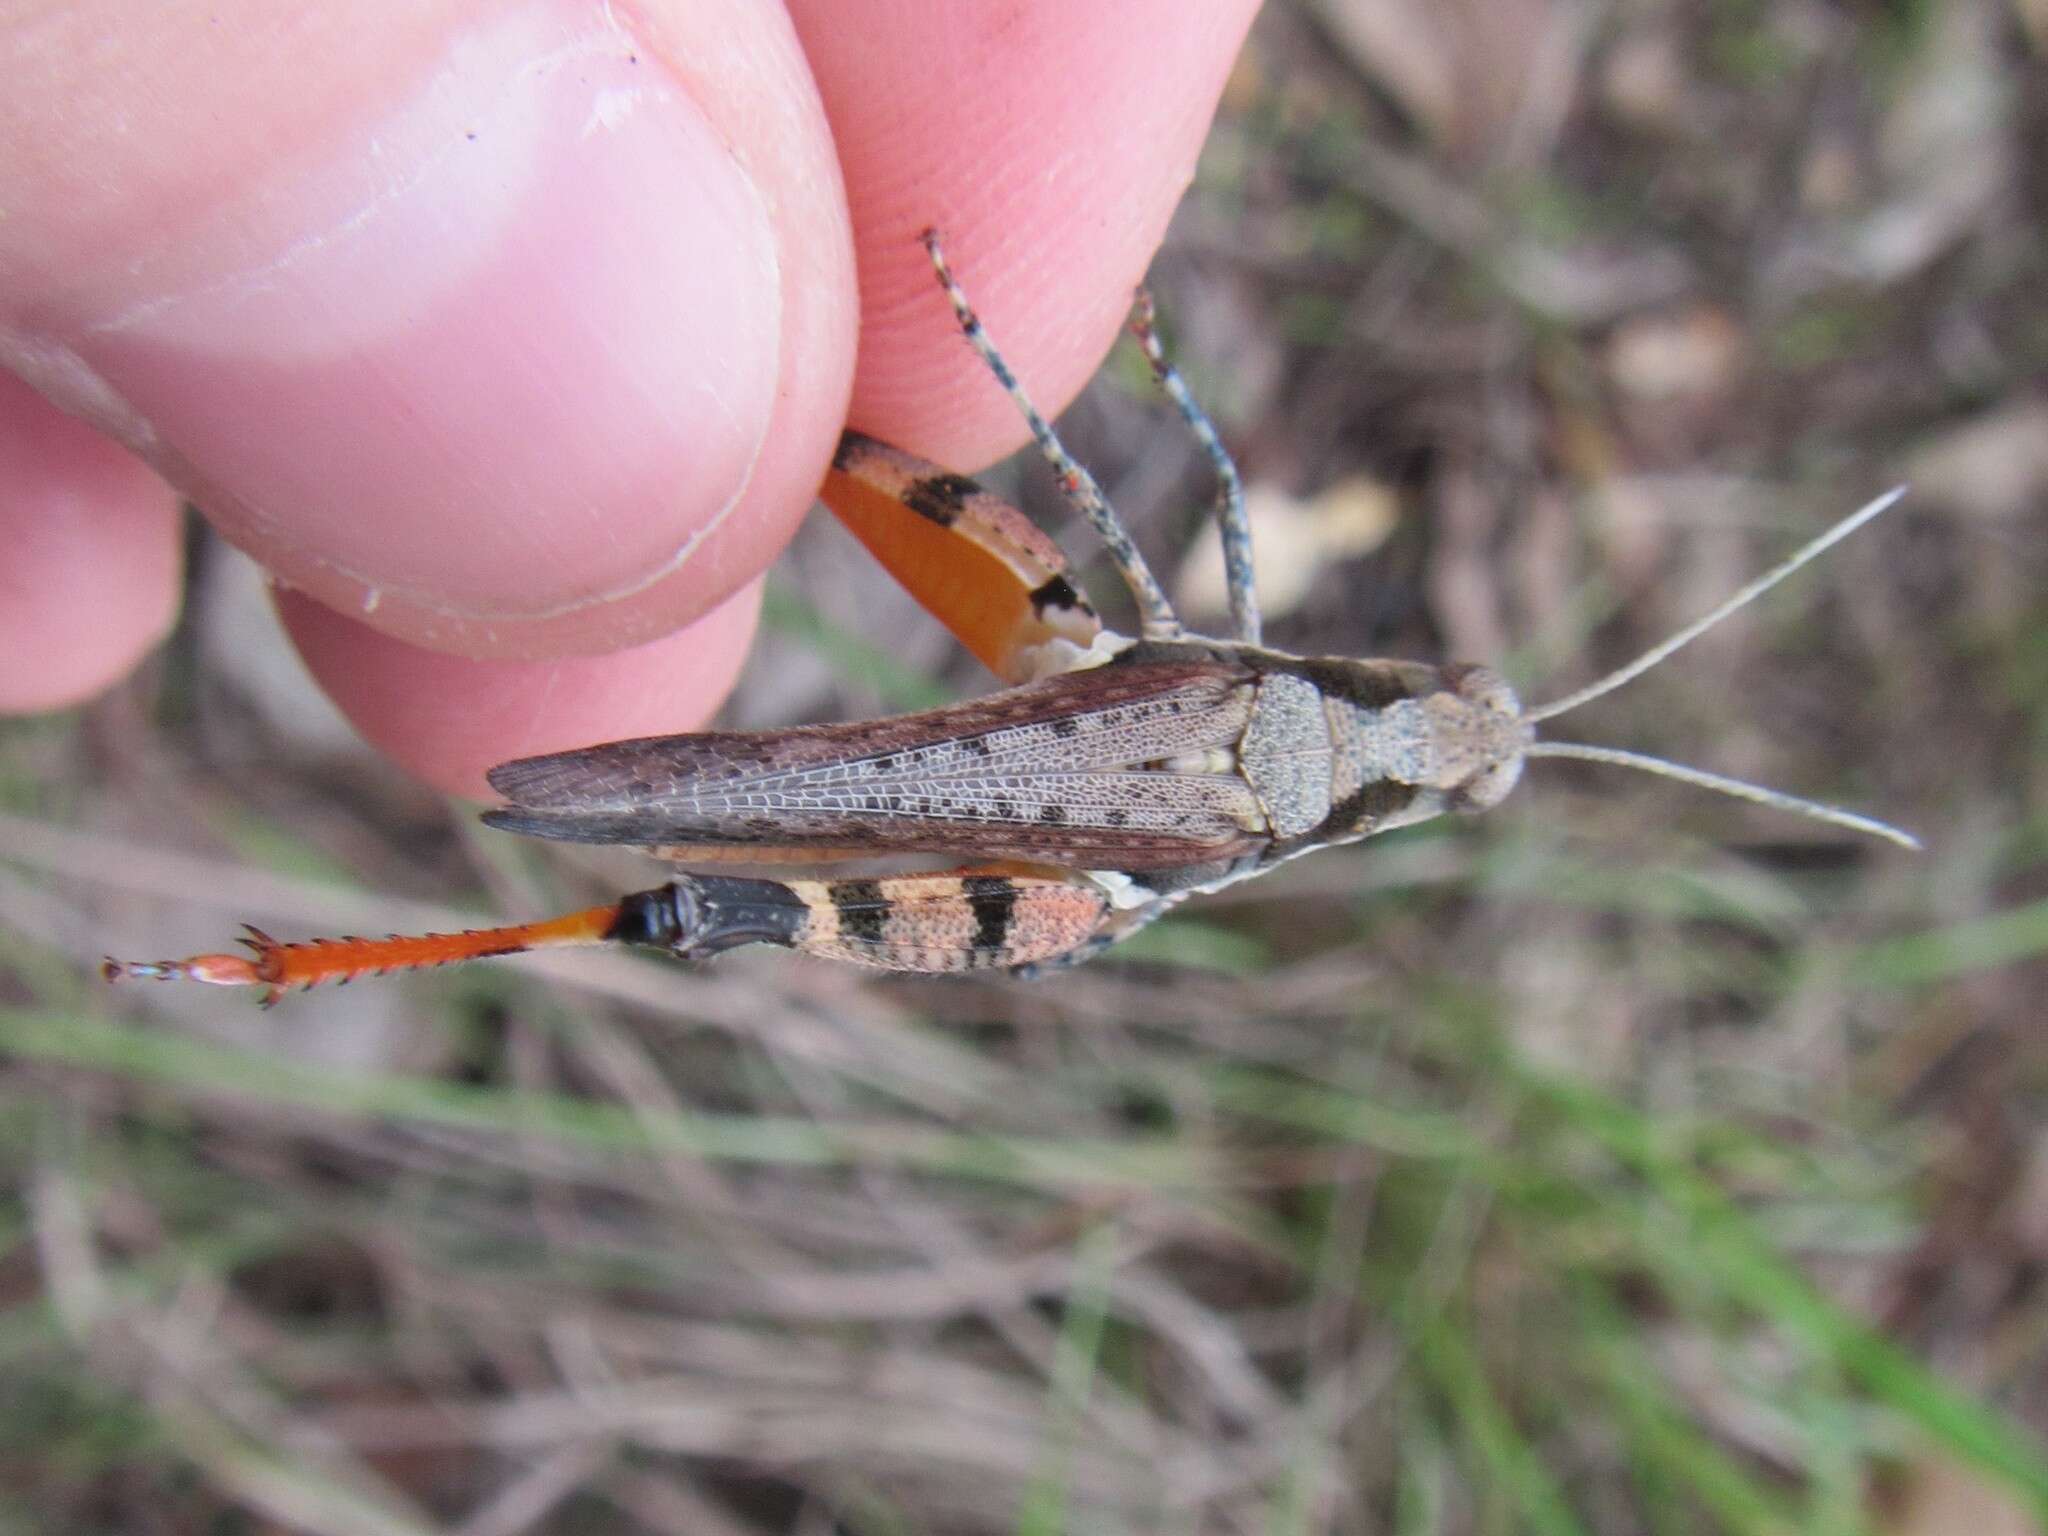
[0,370,182,713]
[0,0,1258,796]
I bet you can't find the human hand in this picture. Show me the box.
[0,0,1258,794]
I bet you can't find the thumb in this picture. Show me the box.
[2,1,854,662]
[0,0,855,791]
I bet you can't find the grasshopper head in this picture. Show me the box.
[1424,664,1534,813]
[1300,490,1919,852]
[1310,659,1534,838]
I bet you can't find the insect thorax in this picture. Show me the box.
[1122,644,1532,851]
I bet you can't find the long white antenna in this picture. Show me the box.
[1518,484,1918,849]
[1525,741,1921,849]
[1525,485,1908,725]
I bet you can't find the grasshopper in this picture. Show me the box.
[106,232,1916,1004]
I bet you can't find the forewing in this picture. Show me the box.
[484,659,1269,871]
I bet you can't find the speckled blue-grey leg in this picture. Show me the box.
[1127,288,1260,646]
[921,229,1183,642]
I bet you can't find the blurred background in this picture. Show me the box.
[6,1,2047,1530]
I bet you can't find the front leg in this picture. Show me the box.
[919,229,1184,642]
[1126,289,1260,646]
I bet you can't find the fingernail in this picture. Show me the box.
[66,15,779,635]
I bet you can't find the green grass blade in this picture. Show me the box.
[1016,1221,1121,1536]
[0,1009,1226,1191]
[1844,897,2048,988]
[1404,1302,1591,1536]
[1528,1070,2048,1512]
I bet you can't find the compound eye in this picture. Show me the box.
[1450,664,1522,719]
[1450,756,1525,814]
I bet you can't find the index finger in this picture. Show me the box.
[793,0,1262,471]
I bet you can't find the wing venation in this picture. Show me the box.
[483,659,1270,868]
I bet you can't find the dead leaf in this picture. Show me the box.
[1606,307,1744,402]
[1884,1453,2042,1536]
[1906,398,2048,523]
[1176,478,1398,625]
